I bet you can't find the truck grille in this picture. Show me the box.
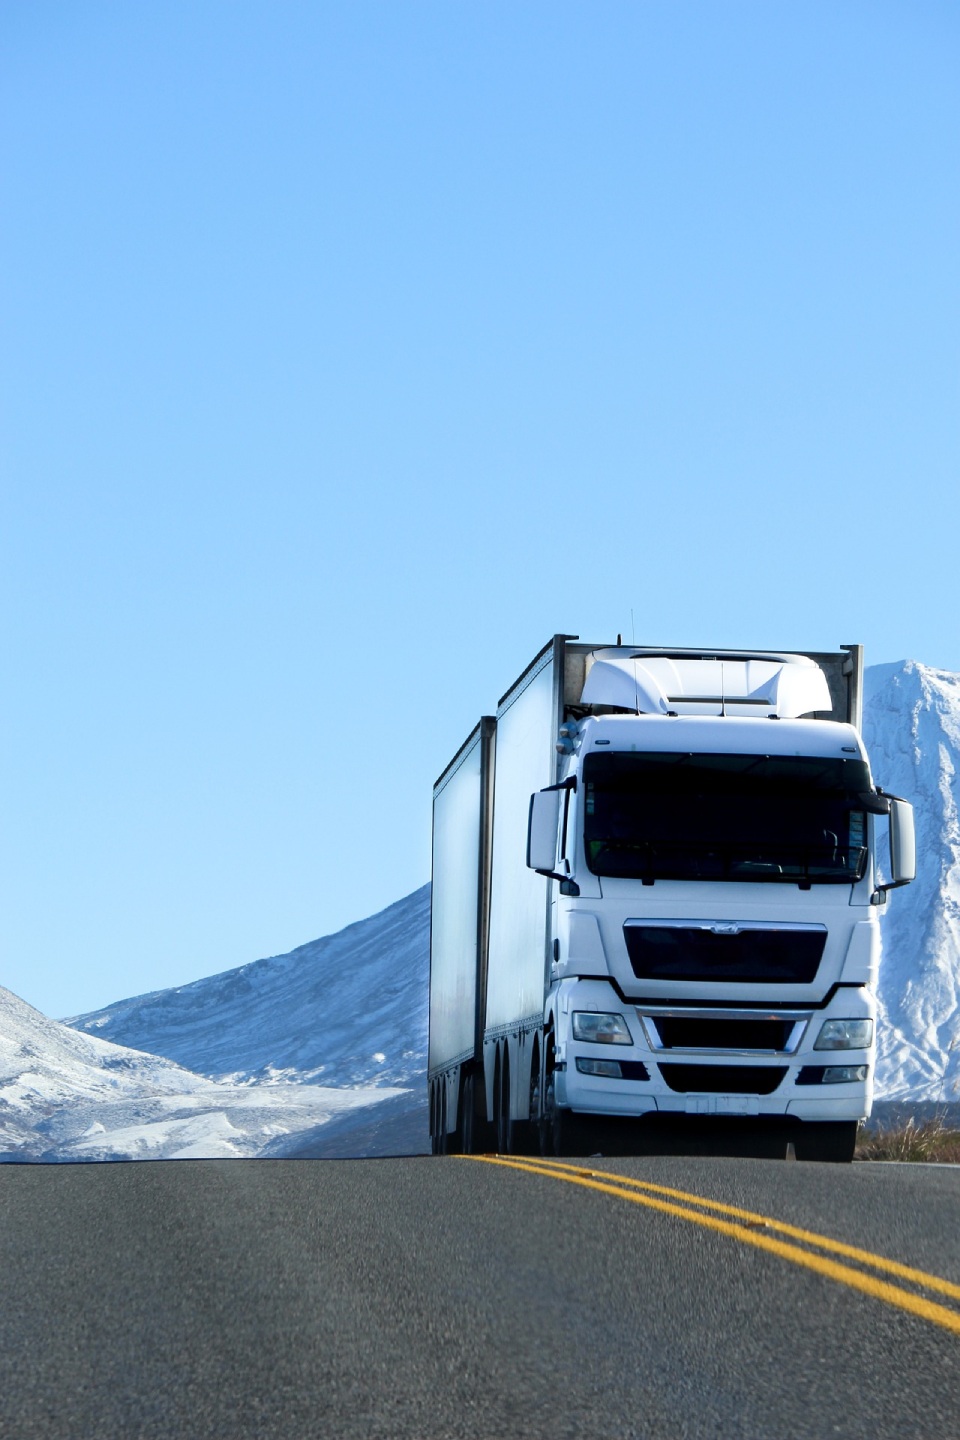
[658,1064,788,1095]
[651,1016,796,1051]
[624,922,826,984]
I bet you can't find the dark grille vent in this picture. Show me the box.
[654,1017,795,1051]
[625,925,825,984]
[658,1064,788,1095]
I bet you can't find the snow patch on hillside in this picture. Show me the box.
[866,662,960,1104]
[68,886,430,1093]
[0,986,405,1161]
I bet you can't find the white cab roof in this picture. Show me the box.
[578,712,867,761]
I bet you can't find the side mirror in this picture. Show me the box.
[873,794,916,901]
[527,790,561,872]
[888,797,916,887]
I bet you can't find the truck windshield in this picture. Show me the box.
[582,752,871,885]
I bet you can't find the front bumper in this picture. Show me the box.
[552,978,875,1122]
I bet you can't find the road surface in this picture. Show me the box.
[1,1154,958,1438]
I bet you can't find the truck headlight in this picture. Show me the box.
[572,1012,632,1045]
[822,1065,868,1083]
[576,1057,622,1078]
[814,1019,874,1051]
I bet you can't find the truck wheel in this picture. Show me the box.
[502,1059,539,1157]
[541,1071,587,1156]
[495,1051,514,1154]
[428,1082,440,1157]
[434,1080,448,1156]
[540,1071,559,1156]
[793,1121,858,1163]
[541,1068,567,1156]
[517,1062,541,1159]
[455,1073,474,1155]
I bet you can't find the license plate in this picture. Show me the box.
[685,1095,761,1116]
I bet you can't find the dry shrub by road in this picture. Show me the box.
[857,1112,960,1164]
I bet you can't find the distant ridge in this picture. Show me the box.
[69,885,430,1092]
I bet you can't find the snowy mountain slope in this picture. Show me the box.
[69,885,430,1091]
[0,986,406,1161]
[864,661,960,1104]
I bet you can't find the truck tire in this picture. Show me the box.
[436,1080,449,1156]
[455,1072,474,1155]
[509,1058,542,1159]
[430,1079,450,1156]
[430,1081,440,1155]
[495,1050,514,1154]
[539,1067,555,1155]
[501,1050,540,1157]
[540,1071,590,1156]
[793,1120,858,1163]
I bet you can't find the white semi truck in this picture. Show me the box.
[428,637,915,1162]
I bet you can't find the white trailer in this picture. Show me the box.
[428,636,915,1161]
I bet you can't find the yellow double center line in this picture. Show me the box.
[463,1154,960,1335]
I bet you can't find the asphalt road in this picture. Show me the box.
[1,1155,958,1440]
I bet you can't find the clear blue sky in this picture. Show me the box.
[2,2,958,1018]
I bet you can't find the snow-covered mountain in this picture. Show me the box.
[864,662,960,1104]
[0,986,407,1161]
[58,885,432,1160]
[69,886,430,1091]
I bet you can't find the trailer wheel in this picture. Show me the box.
[455,1072,474,1155]
[519,1050,541,1159]
[495,1048,514,1154]
[429,1081,440,1155]
[469,1067,498,1155]
[793,1120,858,1163]
[499,1045,537,1157]
[432,1079,448,1156]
